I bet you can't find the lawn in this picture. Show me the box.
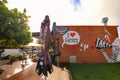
[69,63,120,80]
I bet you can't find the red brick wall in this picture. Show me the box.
[55,25,118,63]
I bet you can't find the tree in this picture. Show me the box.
[0,0,33,48]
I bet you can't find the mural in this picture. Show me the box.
[104,27,111,42]
[54,24,118,63]
[102,17,111,42]
[80,43,89,51]
[96,38,112,49]
[112,38,120,62]
[96,37,120,63]
[62,31,80,47]
[62,30,89,51]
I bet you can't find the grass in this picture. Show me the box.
[69,63,120,80]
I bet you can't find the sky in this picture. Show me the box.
[6,0,120,35]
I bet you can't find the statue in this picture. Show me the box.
[36,15,53,78]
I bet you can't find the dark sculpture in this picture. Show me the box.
[36,15,53,77]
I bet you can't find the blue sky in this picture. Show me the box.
[7,0,120,36]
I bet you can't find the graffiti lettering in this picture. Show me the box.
[65,38,79,43]
[96,38,112,49]
[80,43,89,51]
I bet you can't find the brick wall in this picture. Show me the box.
[55,25,118,63]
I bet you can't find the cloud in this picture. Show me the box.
[7,0,120,32]
[100,0,120,25]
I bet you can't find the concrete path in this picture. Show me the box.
[0,58,33,80]
[0,59,71,80]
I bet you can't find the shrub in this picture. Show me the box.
[9,56,16,64]
[32,54,37,62]
[17,55,23,60]
[0,68,4,74]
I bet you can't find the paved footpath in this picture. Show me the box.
[0,59,71,80]
[42,66,70,80]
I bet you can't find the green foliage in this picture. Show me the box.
[9,56,16,63]
[0,0,33,48]
[17,55,23,60]
[49,50,54,55]
[0,68,4,74]
[69,63,120,80]
[49,42,54,54]
[0,49,4,53]
[32,54,37,62]
[36,39,41,44]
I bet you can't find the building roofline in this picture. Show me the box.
[56,25,118,27]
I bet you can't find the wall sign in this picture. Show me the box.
[56,26,68,34]
[62,31,80,47]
